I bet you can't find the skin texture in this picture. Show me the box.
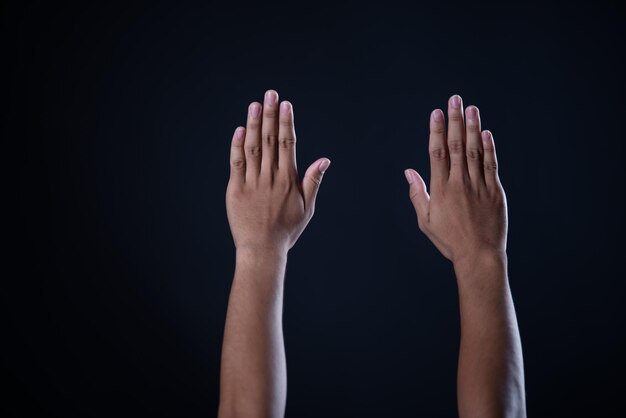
[219,89,330,418]
[405,95,526,418]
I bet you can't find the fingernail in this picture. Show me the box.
[249,103,261,119]
[233,127,245,144]
[265,90,277,105]
[432,109,443,122]
[280,101,290,114]
[319,159,331,173]
[482,130,492,142]
[450,95,462,109]
[466,106,478,121]
[404,169,413,184]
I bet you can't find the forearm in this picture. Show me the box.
[219,249,288,418]
[454,252,526,418]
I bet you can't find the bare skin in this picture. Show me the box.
[219,90,524,417]
[219,89,330,418]
[405,95,526,418]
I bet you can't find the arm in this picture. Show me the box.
[219,89,331,418]
[405,95,526,418]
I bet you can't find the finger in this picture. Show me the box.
[278,101,297,178]
[428,109,449,188]
[447,94,468,180]
[244,101,262,183]
[302,158,331,212]
[464,105,484,187]
[229,126,246,184]
[481,130,500,190]
[404,169,430,228]
[261,89,279,179]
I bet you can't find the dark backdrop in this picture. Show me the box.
[5,2,625,417]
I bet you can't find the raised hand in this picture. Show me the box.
[404,95,526,418]
[219,90,330,418]
[405,94,507,264]
[226,89,330,255]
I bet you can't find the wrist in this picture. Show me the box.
[233,246,288,288]
[236,245,288,264]
[453,250,510,309]
[453,249,508,283]
[453,248,507,269]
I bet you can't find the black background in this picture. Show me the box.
[5,2,626,417]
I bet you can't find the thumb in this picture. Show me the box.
[303,157,331,211]
[404,169,430,223]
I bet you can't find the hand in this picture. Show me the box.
[226,89,330,254]
[405,95,507,264]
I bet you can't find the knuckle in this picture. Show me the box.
[430,125,446,134]
[466,148,482,160]
[277,177,293,192]
[429,147,447,160]
[231,159,245,169]
[489,189,506,207]
[448,140,464,154]
[263,133,277,146]
[449,176,468,191]
[484,161,498,172]
[307,175,321,186]
[247,117,261,128]
[274,171,288,183]
[279,136,296,149]
[263,108,278,119]
[304,206,315,221]
[417,216,431,234]
[226,183,244,198]
[245,145,262,156]
[448,113,464,123]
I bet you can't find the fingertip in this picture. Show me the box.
[302,158,329,210]
[264,89,278,105]
[414,170,427,189]
[318,158,331,173]
[404,169,413,184]
[449,94,463,109]
[405,169,425,188]
[406,169,429,216]
[248,102,262,119]
[465,105,479,123]
[430,110,446,137]
[232,126,246,145]
[481,130,494,146]
[280,100,292,116]
[431,109,444,123]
